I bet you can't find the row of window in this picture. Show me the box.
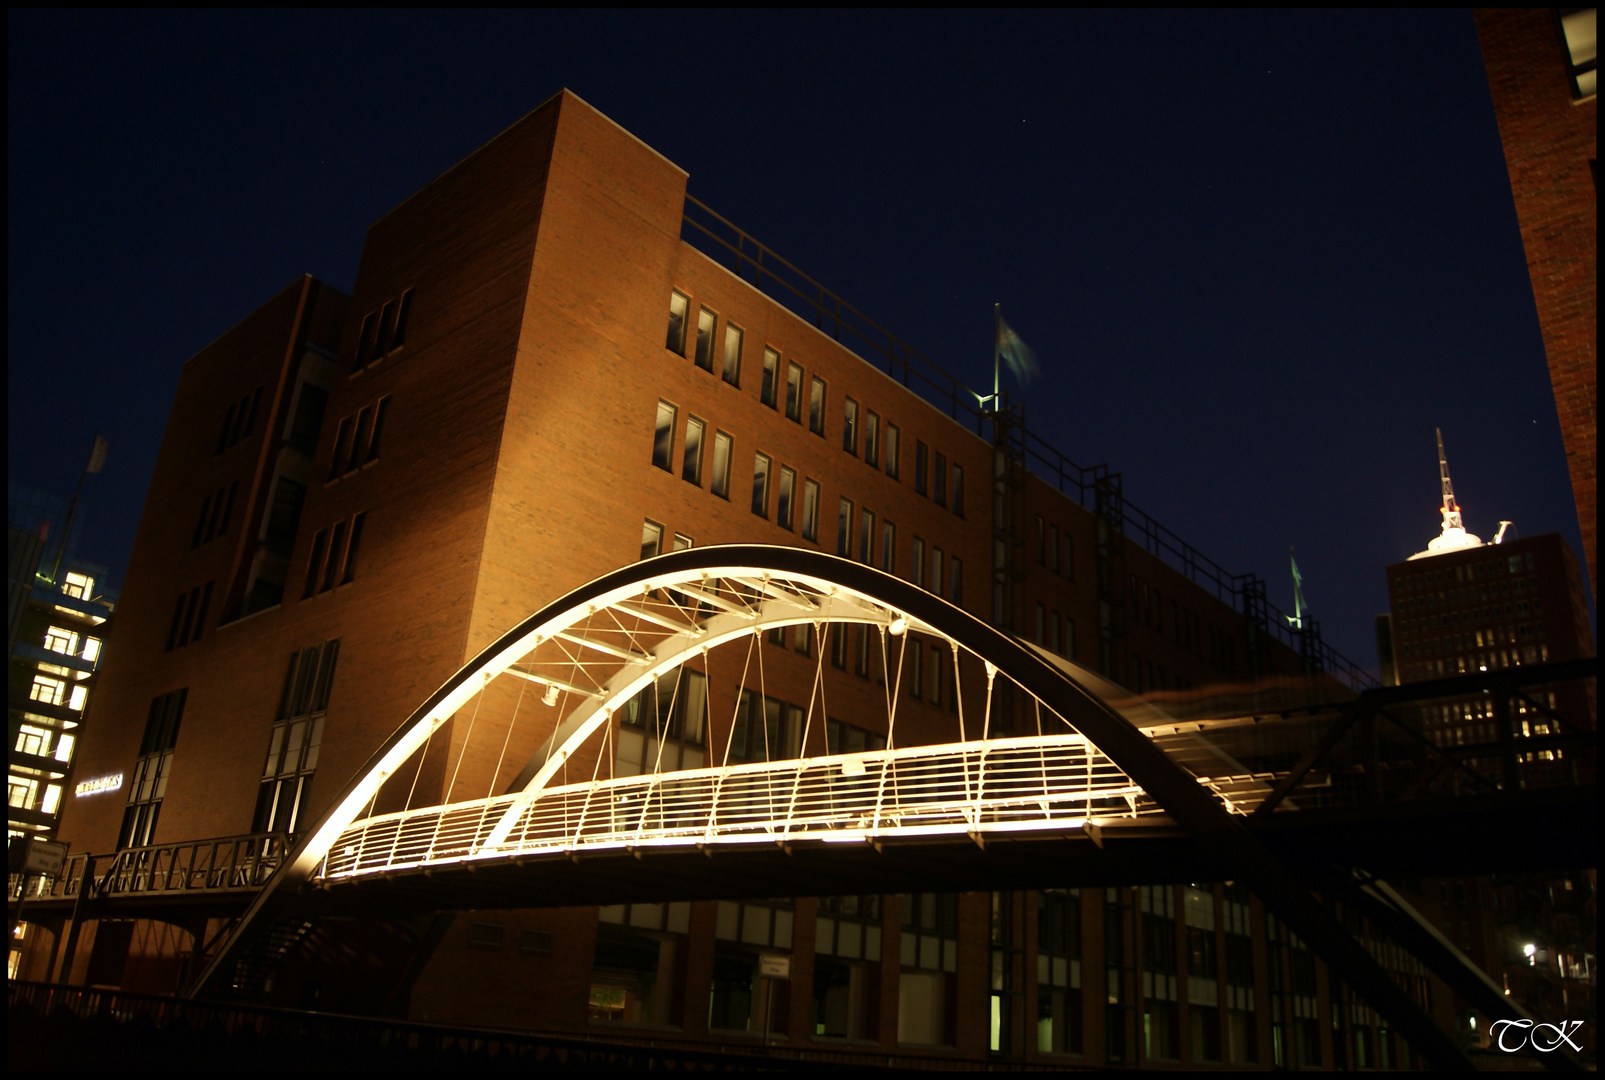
[327,395,391,481]
[190,481,238,550]
[118,689,186,849]
[1129,575,1209,662]
[352,288,413,372]
[302,512,367,599]
[1400,599,1538,640]
[215,387,262,455]
[664,291,965,517]
[164,582,214,652]
[1032,603,1077,661]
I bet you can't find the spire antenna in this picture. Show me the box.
[1436,427,1463,533]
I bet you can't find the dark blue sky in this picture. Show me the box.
[7,10,1590,671]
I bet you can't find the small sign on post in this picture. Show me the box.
[21,839,68,877]
[759,953,791,980]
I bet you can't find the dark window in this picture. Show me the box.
[711,432,732,499]
[933,453,947,506]
[263,479,306,557]
[366,396,391,463]
[303,529,328,599]
[843,398,858,455]
[390,289,413,350]
[666,292,689,353]
[340,513,366,585]
[191,494,213,549]
[355,311,379,368]
[652,401,676,471]
[329,416,355,481]
[864,411,880,467]
[682,417,705,484]
[801,479,820,542]
[809,377,826,435]
[914,441,928,496]
[777,466,796,529]
[751,453,771,517]
[119,688,186,849]
[760,348,779,407]
[469,923,505,950]
[722,323,743,386]
[885,424,900,479]
[288,383,328,454]
[837,498,853,557]
[695,308,716,371]
[951,465,964,517]
[373,298,398,358]
[215,402,237,455]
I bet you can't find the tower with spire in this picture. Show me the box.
[1408,428,1488,560]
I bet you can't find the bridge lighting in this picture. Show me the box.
[1524,942,1537,965]
[888,615,908,636]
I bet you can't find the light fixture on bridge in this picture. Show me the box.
[542,684,560,706]
[888,615,907,636]
[1523,942,1537,966]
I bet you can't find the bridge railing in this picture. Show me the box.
[319,735,1176,880]
[8,832,290,904]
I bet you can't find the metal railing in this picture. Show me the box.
[681,195,1378,692]
[9,832,289,904]
[319,734,1195,881]
[9,980,1077,1071]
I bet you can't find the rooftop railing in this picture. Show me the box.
[682,195,1378,691]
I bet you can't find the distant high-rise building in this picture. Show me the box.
[7,482,117,846]
[1474,8,1598,602]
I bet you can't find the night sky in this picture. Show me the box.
[7,10,1591,673]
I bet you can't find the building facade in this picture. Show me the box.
[1474,8,1598,601]
[24,90,1460,1068]
[7,483,116,845]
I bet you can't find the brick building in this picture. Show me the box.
[1474,8,1597,602]
[27,90,1446,1068]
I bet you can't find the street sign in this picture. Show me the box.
[759,953,791,980]
[20,838,68,876]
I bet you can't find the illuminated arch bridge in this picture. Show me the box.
[194,546,1503,1069]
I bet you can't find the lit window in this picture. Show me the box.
[843,398,859,455]
[837,498,853,557]
[711,431,733,499]
[682,417,705,484]
[44,626,78,655]
[673,533,693,552]
[62,572,94,600]
[641,520,664,561]
[777,467,796,529]
[786,363,804,422]
[761,348,779,407]
[666,292,689,353]
[1560,9,1597,99]
[695,308,716,371]
[652,401,676,471]
[885,425,900,479]
[752,453,771,517]
[14,725,50,757]
[809,378,826,435]
[723,324,743,386]
[801,479,820,541]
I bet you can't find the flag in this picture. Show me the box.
[996,312,1040,386]
[86,435,108,475]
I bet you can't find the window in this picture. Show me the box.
[390,289,413,351]
[1036,889,1084,1054]
[865,411,880,467]
[302,513,365,597]
[673,533,693,552]
[329,395,390,475]
[777,466,796,529]
[1037,517,1047,563]
[885,424,900,479]
[262,478,305,558]
[785,363,803,422]
[711,432,733,498]
[899,893,958,1046]
[354,289,413,370]
[881,521,896,573]
[652,400,676,471]
[912,538,926,588]
[1062,616,1074,659]
[666,291,689,352]
[119,689,185,849]
[933,453,947,506]
[909,642,922,699]
[801,479,820,541]
[837,498,853,557]
[640,520,663,561]
[253,639,338,836]
[1049,525,1060,572]
[164,582,213,651]
[617,670,707,775]
[914,441,928,495]
[214,387,262,454]
[843,398,859,454]
[952,465,964,517]
[760,348,779,407]
[722,324,743,385]
[1036,602,1046,645]
[859,508,874,563]
[1560,8,1597,99]
[191,482,237,547]
[814,895,883,1040]
[682,417,705,484]
[932,548,944,597]
[927,641,944,706]
[950,558,963,605]
[809,377,826,435]
[751,453,771,517]
[695,308,716,371]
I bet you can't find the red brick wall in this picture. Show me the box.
[1475,9,1597,602]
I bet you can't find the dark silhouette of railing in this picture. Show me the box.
[681,195,1377,691]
